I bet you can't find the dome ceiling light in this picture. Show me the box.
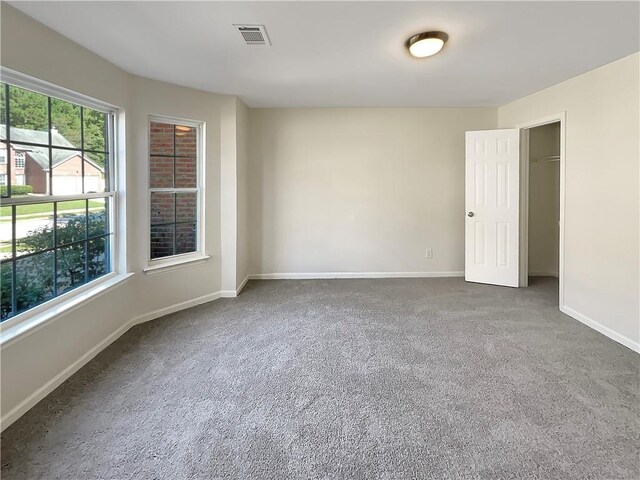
[406,31,449,58]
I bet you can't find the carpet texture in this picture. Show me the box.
[1,277,638,479]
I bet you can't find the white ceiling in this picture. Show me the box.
[10,1,640,107]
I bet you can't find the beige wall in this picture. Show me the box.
[1,5,230,424]
[236,99,250,288]
[220,96,250,293]
[220,97,238,293]
[1,4,134,425]
[2,2,637,431]
[528,123,560,276]
[128,76,224,312]
[499,52,640,348]
[248,107,497,275]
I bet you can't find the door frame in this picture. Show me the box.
[516,112,566,306]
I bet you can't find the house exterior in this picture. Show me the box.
[0,125,104,194]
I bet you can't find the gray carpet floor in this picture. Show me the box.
[1,277,638,479]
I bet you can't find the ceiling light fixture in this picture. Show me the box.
[406,31,448,58]
[175,125,191,132]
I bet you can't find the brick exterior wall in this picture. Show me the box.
[0,146,27,188]
[149,122,198,259]
[1,145,103,194]
[25,155,46,193]
[53,155,102,176]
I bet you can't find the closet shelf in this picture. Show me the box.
[532,155,560,162]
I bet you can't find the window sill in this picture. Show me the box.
[143,254,210,276]
[0,272,135,349]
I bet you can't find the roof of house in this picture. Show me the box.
[0,125,103,172]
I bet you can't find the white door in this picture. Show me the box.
[465,129,520,287]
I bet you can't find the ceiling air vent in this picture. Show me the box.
[234,24,271,46]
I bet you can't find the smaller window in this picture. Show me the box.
[148,117,203,263]
[0,150,6,164]
[0,174,6,186]
[15,174,25,185]
[15,151,25,168]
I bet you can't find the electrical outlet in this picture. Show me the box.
[425,248,433,259]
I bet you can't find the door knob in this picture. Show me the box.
[467,211,475,217]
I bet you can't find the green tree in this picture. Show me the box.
[0,262,13,319]
[7,85,48,132]
[0,213,109,321]
[2,84,108,167]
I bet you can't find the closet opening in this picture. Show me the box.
[520,120,562,300]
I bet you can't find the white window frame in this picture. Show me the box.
[0,173,6,186]
[0,67,131,346]
[144,115,207,275]
[14,151,25,168]
[0,149,6,164]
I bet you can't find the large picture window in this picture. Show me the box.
[0,80,116,322]
[148,117,202,263]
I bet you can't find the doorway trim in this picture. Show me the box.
[516,112,566,306]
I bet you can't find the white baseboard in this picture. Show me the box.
[220,276,251,298]
[560,305,640,353]
[10,274,635,434]
[249,271,464,280]
[1,290,226,432]
[0,317,135,432]
[0,272,462,429]
[237,275,250,295]
[130,291,222,326]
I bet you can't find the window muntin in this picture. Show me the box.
[15,151,25,168]
[148,118,201,262]
[0,81,115,322]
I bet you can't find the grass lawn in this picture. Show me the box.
[0,200,104,220]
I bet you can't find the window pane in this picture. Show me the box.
[0,83,6,127]
[150,122,174,155]
[83,108,108,152]
[149,156,174,188]
[0,141,7,164]
[150,225,174,259]
[9,86,49,141]
[84,153,107,193]
[175,156,196,188]
[16,203,54,255]
[0,206,12,260]
[51,148,83,195]
[57,242,86,294]
[176,223,196,255]
[50,98,81,148]
[88,198,109,237]
[148,118,199,262]
[176,192,197,223]
[150,192,175,225]
[56,201,87,246]
[1,261,13,320]
[0,142,7,199]
[16,251,54,315]
[175,125,196,156]
[88,236,109,281]
[2,80,115,320]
